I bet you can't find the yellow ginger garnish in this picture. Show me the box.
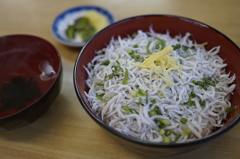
[83,10,108,31]
[131,45,183,88]
[141,45,174,67]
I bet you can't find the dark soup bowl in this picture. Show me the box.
[0,34,62,131]
[73,15,240,156]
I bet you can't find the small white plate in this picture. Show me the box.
[52,5,115,47]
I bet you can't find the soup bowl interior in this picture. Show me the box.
[74,15,240,156]
[0,34,62,131]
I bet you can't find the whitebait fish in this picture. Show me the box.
[84,28,236,143]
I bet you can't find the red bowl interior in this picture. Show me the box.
[0,35,61,118]
[74,15,240,143]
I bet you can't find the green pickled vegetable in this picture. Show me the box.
[65,17,96,42]
[65,25,75,40]
[74,17,89,30]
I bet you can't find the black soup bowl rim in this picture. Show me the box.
[0,34,62,120]
[73,14,240,148]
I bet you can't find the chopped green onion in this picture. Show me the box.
[192,80,207,90]
[122,68,129,85]
[199,99,206,106]
[162,137,171,143]
[204,55,210,60]
[135,55,143,62]
[191,80,198,85]
[189,91,196,98]
[127,50,143,61]
[133,44,138,48]
[98,50,105,55]
[130,109,138,114]
[183,54,195,58]
[158,129,165,136]
[172,44,191,51]
[131,91,137,97]
[122,106,138,114]
[154,37,166,50]
[183,128,191,135]
[91,64,95,69]
[173,44,181,50]
[127,49,134,55]
[151,99,157,104]
[225,107,233,113]
[122,106,131,112]
[180,118,188,124]
[131,32,137,38]
[158,92,165,99]
[96,94,108,102]
[146,41,152,54]
[95,83,104,86]
[179,59,183,65]
[149,110,157,116]
[160,119,170,126]
[138,89,146,96]
[157,121,166,129]
[182,45,190,51]
[145,90,149,104]
[174,134,181,142]
[202,77,216,87]
[101,60,110,66]
[155,43,160,49]
[217,87,224,92]
[106,74,114,80]
[137,97,142,105]
[112,65,122,72]
[154,106,161,115]
[165,129,172,136]
[188,98,196,106]
[170,130,177,135]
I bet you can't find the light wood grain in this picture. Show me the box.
[0,0,239,158]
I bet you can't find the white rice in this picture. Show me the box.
[84,28,236,143]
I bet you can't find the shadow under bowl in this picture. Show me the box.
[0,34,62,131]
[73,15,240,156]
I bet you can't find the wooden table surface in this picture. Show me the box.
[0,0,239,158]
